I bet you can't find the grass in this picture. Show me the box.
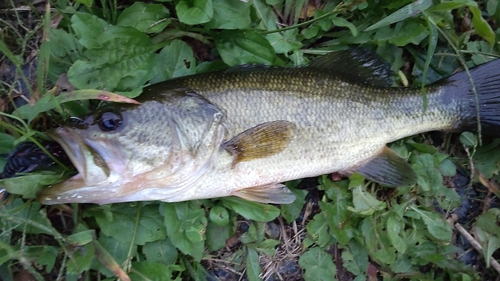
[1,0,500,280]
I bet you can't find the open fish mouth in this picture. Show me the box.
[37,127,116,204]
[46,127,111,186]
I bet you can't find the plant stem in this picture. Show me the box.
[260,3,344,35]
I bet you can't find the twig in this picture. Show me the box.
[278,216,292,252]
[455,223,500,274]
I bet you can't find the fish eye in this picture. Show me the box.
[98,111,123,132]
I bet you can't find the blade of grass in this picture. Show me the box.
[36,2,52,98]
[93,240,131,281]
[419,15,439,112]
[261,2,344,35]
[0,41,34,99]
[123,203,142,272]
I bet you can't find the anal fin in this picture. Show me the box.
[355,146,416,187]
[232,183,296,204]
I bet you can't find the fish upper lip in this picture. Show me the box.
[47,127,86,175]
[47,127,110,185]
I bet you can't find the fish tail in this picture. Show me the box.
[449,59,500,136]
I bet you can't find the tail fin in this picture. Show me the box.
[449,59,500,136]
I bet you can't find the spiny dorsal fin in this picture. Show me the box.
[225,64,275,72]
[355,146,416,187]
[224,120,296,165]
[232,183,296,204]
[308,49,395,87]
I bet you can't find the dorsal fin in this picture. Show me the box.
[225,64,276,72]
[307,49,395,87]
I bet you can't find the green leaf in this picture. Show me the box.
[306,213,330,248]
[487,0,498,16]
[467,41,494,65]
[475,208,500,234]
[411,153,443,192]
[475,209,500,267]
[348,173,366,188]
[428,0,496,45]
[302,25,320,39]
[239,221,265,244]
[196,60,229,73]
[410,207,452,241]
[215,29,277,66]
[117,2,170,33]
[460,132,478,147]
[24,246,58,273]
[160,202,206,261]
[128,261,177,281]
[386,214,407,253]
[48,29,84,83]
[71,13,110,49]
[331,17,357,37]
[468,5,496,46]
[265,0,280,5]
[2,172,64,198]
[342,241,369,276]
[389,20,429,46]
[391,255,412,273]
[251,0,279,30]
[75,0,93,8]
[246,248,262,281]
[266,29,302,54]
[347,185,386,216]
[408,140,438,154]
[365,0,433,31]
[86,203,166,245]
[421,17,438,97]
[143,239,178,265]
[68,26,157,93]
[254,239,279,256]
[438,158,456,177]
[0,133,15,155]
[176,0,213,25]
[95,235,133,278]
[209,206,230,226]
[320,176,355,244]
[221,197,280,221]
[66,243,95,274]
[206,221,232,251]
[67,229,96,246]
[475,227,500,268]
[281,183,308,223]
[299,247,336,281]
[0,199,62,237]
[359,218,396,264]
[474,140,500,178]
[205,0,251,29]
[151,39,196,84]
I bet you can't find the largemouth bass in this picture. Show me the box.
[38,49,500,205]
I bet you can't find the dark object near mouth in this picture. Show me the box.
[0,141,72,179]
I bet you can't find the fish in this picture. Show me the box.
[38,49,500,205]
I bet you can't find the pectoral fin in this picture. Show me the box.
[232,183,296,204]
[224,120,296,165]
[355,147,416,187]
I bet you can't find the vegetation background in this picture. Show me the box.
[1,0,500,280]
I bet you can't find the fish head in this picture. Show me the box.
[38,90,226,204]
